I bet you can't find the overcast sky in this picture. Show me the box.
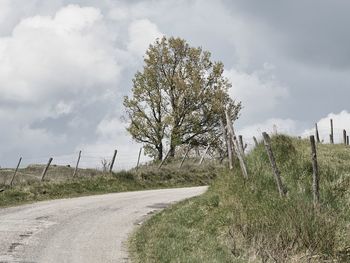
[1,0,349,168]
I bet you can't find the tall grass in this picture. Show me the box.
[130,135,350,262]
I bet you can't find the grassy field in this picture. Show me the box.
[130,135,350,262]
[0,159,220,207]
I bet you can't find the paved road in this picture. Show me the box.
[0,186,207,263]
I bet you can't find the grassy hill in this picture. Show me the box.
[130,135,350,262]
[0,159,219,207]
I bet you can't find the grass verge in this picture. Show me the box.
[0,159,219,208]
[130,135,350,262]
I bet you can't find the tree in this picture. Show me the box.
[124,36,241,160]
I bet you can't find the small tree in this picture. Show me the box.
[124,36,241,160]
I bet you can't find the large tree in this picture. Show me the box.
[124,36,241,160]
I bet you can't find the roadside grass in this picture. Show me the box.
[130,135,350,263]
[0,158,220,207]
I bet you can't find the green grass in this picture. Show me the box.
[130,135,350,263]
[0,159,220,207]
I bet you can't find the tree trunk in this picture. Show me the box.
[169,144,176,157]
[157,143,163,160]
[169,127,179,157]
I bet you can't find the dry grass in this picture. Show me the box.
[0,159,220,208]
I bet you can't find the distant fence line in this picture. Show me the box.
[1,117,347,183]
[1,149,150,172]
[3,117,349,171]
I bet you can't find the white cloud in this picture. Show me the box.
[96,117,124,138]
[238,111,350,147]
[127,19,162,57]
[108,6,130,21]
[237,118,299,147]
[0,4,120,104]
[225,64,289,118]
[0,4,126,167]
[78,116,149,170]
[302,110,350,143]
[54,101,73,116]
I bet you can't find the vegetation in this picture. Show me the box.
[123,36,241,160]
[130,135,350,262]
[0,159,220,208]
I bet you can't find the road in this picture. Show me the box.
[0,186,207,263]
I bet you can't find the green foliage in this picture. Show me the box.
[124,36,241,160]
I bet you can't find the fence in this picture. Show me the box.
[0,116,347,196]
[222,116,349,210]
[1,149,151,171]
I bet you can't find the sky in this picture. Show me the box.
[0,0,350,169]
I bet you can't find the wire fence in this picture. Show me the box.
[2,149,150,171]
[1,118,348,171]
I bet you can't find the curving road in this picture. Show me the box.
[0,186,207,263]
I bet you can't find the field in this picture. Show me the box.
[0,159,219,207]
[130,135,350,262]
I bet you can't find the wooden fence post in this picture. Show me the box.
[158,149,171,169]
[262,132,286,197]
[330,119,334,144]
[315,123,320,143]
[253,136,258,147]
[343,130,347,145]
[220,119,233,170]
[273,124,278,135]
[10,157,22,187]
[347,136,349,145]
[41,157,53,181]
[179,144,191,169]
[198,145,210,165]
[310,135,320,208]
[136,147,142,171]
[73,151,82,177]
[109,149,118,173]
[225,110,249,179]
[238,135,245,156]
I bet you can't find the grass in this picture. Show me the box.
[0,158,220,208]
[130,135,350,263]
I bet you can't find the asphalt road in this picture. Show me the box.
[0,186,207,263]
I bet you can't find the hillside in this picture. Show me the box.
[130,135,350,262]
[0,159,219,207]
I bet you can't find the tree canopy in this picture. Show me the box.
[124,36,241,160]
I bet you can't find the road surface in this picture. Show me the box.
[0,186,207,263]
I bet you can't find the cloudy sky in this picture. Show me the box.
[1,0,349,168]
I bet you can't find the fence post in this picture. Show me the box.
[273,124,278,135]
[343,130,347,145]
[109,149,118,173]
[10,157,22,187]
[73,150,82,177]
[41,157,53,181]
[238,135,245,156]
[220,119,233,170]
[225,110,249,179]
[253,136,258,147]
[158,149,171,169]
[315,123,320,143]
[136,147,142,171]
[262,132,286,197]
[347,136,349,145]
[330,119,334,144]
[310,135,320,208]
[198,145,210,165]
[179,144,191,169]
